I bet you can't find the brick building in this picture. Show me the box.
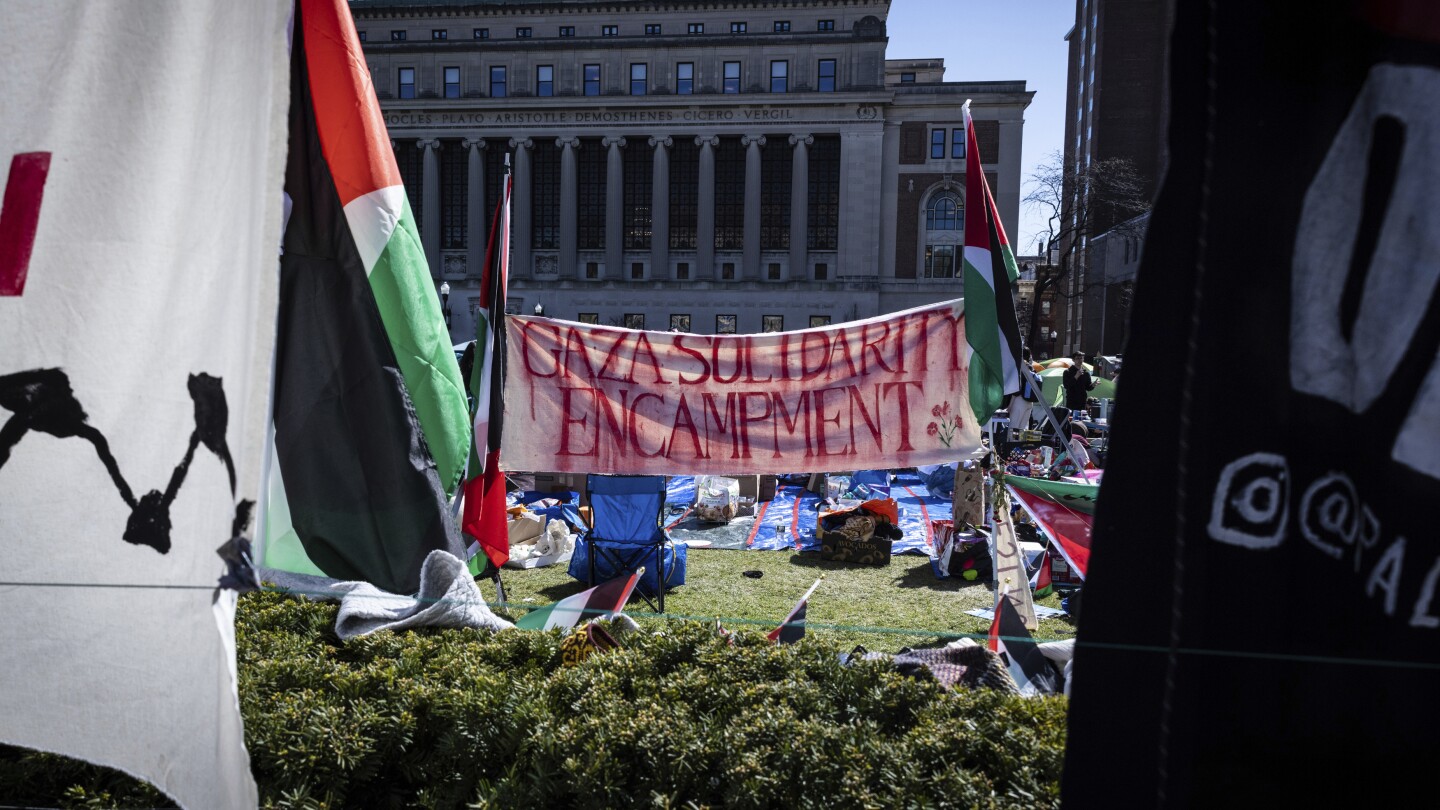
[351,0,1032,339]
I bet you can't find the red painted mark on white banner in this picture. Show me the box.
[0,152,52,296]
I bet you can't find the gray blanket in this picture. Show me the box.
[261,550,514,640]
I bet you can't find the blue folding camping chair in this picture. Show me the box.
[567,474,687,612]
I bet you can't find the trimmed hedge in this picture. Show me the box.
[1,590,1067,808]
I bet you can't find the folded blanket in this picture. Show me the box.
[261,550,514,640]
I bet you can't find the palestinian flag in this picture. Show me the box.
[515,571,639,631]
[462,173,512,575]
[768,578,821,644]
[1030,550,1055,599]
[265,0,471,594]
[987,591,1058,695]
[962,101,1025,424]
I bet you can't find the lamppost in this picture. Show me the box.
[439,281,451,329]
[534,302,544,317]
[1049,329,1059,359]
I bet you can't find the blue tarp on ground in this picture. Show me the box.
[658,472,953,556]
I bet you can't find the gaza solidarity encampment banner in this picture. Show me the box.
[503,301,982,475]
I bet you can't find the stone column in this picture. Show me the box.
[695,135,718,280]
[788,134,812,282]
[557,136,580,279]
[419,138,442,278]
[463,138,487,279]
[741,134,766,280]
[509,137,534,279]
[603,136,626,278]
[648,136,672,279]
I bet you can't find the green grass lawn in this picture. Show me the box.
[491,547,1076,652]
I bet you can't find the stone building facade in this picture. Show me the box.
[352,0,1033,339]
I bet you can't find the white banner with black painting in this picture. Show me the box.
[0,2,290,807]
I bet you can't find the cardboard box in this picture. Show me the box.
[735,474,759,501]
[533,472,589,505]
[758,474,777,502]
[816,502,902,566]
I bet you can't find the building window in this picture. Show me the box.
[952,128,967,159]
[926,192,961,230]
[394,140,424,232]
[770,60,788,93]
[767,262,782,280]
[688,23,704,34]
[443,66,460,98]
[602,25,619,37]
[810,315,832,328]
[817,59,836,92]
[630,63,648,95]
[762,315,784,332]
[624,146,652,249]
[358,30,367,43]
[670,314,691,332]
[716,314,737,334]
[774,21,791,32]
[730,22,747,33]
[931,129,946,159]
[715,139,745,250]
[721,262,736,280]
[924,244,957,278]
[474,28,488,40]
[441,142,467,249]
[583,64,601,96]
[818,19,835,31]
[578,142,606,250]
[432,29,447,40]
[391,30,407,41]
[559,26,574,37]
[536,65,553,97]
[723,61,741,93]
[531,142,559,250]
[515,27,532,38]
[579,312,600,324]
[646,23,662,35]
[669,138,698,249]
[398,67,416,99]
[807,136,840,250]
[900,72,916,83]
[761,144,792,250]
[676,262,690,280]
[624,314,645,330]
[676,62,694,95]
[489,66,507,98]
[814,262,829,280]
[1042,300,1052,315]
[585,262,600,279]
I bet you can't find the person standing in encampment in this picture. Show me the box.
[1007,346,1040,439]
[1062,352,1097,414]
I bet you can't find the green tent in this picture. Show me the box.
[1038,367,1118,406]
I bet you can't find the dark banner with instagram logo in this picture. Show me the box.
[1063,2,1440,807]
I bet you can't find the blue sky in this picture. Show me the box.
[887,0,1074,254]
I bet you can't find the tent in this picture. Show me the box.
[1038,367,1118,406]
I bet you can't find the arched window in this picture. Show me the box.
[926,192,961,231]
[922,189,964,279]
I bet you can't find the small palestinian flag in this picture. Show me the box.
[962,100,1025,425]
[515,571,639,631]
[768,578,822,644]
[462,172,512,576]
[987,591,1058,695]
[1030,550,1055,599]
[265,0,471,594]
